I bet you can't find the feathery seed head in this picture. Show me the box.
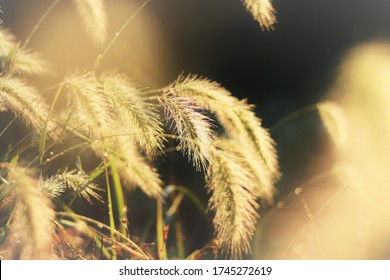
[159,92,215,171]
[242,0,277,31]
[73,0,108,46]
[170,74,280,200]
[0,28,53,76]
[100,72,165,156]
[207,139,260,259]
[0,76,60,140]
[106,135,163,199]
[63,71,111,137]
[1,164,55,259]
[56,170,103,203]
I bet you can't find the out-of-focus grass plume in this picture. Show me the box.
[254,42,390,259]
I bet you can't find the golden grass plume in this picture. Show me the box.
[0,28,53,76]
[168,74,279,200]
[207,139,260,259]
[159,92,215,171]
[101,72,165,156]
[0,76,59,140]
[1,164,55,259]
[108,135,163,200]
[63,71,111,138]
[242,0,277,31]
[73,0,108,46]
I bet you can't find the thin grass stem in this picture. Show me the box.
[23,0,61,48]
[94,0,152,71]
[156,199,166,259]
[270,104,318,132]
[110,161,127,235]
[103,158,117,259]
[56,211,150,259]
[39,83,64,164]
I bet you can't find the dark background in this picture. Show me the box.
[3,0,390,126]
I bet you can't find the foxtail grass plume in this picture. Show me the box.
[40,176,67,198]
[169,75,279,200]
[107,135,163,199]
[326,42,390,210]
[56,170,103,203]
[73,0,108,46]
[207,139,260,259]
[63,71,164,199]
[0,28,53,76]
[159,92,215,171]
[1,164,55,259]
[242,0,277,31]
[101,72,165,156]
[63,71,111,138]
[263,42,390,259]
[0,76,60,140]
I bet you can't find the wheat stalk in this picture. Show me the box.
[1,164,55,259]
[242,0,277,31]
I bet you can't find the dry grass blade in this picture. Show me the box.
[207,139,260,259]
[63,71,111,138]
[101,72,165,156]
[107,135,163,199]
[1,164,55,259]
[0,76,59,140]
[0,28,53,76]
[242,0,277,31]
[159,93,215,171]
[73,0,108,46]
[170,75,279,200]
